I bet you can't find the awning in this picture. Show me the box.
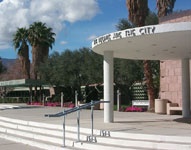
[0,79,45,87]
[92,22,191,60]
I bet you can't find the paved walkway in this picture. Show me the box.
[0,104,20,110]
[0,138,43,150]
[0,103,191,149]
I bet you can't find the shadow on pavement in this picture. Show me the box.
[173,117,191,124]
[13,105,44,109]
[114,119,172,124]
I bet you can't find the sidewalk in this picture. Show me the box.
[0,103,191,136]
[0,138,44,150]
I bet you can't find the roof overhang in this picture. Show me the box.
[92,22,191,60]
[0,79,44,87]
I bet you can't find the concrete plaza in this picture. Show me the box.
[0,103,191,149]
[0,104,190,136]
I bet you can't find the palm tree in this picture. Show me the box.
[126,0,148,27]
[126,0,155,110]
[13,27,30,79]
[157,0,176,17]
[28,22,55,79]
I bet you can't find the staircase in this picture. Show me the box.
[0,116,191,150]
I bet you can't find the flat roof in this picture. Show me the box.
[92,22,191,60]
[0,79,44,87]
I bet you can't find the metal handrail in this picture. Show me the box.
[45,100,109,117]
[45,100,110,147]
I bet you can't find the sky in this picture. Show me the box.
[0,0,191,59]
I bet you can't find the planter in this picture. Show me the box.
[155,99,168,114]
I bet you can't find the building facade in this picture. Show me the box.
[160,10,191,107]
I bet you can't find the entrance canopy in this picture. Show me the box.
[92,21,191,122]
[92,22,191,60]
[0,79,44,87]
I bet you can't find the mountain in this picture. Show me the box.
[1,58,16,67]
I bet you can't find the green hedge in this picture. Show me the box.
[0,97,29,103]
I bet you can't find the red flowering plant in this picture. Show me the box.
[124,106,144,112]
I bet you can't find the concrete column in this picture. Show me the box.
[181,58,190,117]
[104,51,114,123]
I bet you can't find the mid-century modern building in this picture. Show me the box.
[159,10,191,114]
[92,10,191,123]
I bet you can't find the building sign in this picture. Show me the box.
[93,26,156,47]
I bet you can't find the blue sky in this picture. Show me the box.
[0,0,191,59]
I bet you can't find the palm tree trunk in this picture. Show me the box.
[126,0,155,110]
[23,45,30,79]
[32,45,42,101]
[143,60,155,110]
[19,45,30,79]
[42,46,49,62]
[32,45,41,79]
[157,0,176,17]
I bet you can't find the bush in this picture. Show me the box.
[0,97,29,103]
[124,106,144,112]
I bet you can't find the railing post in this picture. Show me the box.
[61,92,64,108]
[75,91,78,107]
[87,100,97,142]
[42,94,45,106]
[63,109,66,147]
[77,109,80,142]
[117,89,121,111]
[91,101,94,138]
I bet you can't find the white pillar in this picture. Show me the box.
[181,58,190,118]
[104,51,114,123]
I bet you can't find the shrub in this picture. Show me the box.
[124,106,143,112]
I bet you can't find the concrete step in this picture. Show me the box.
[111,131,191,144]
[0,132,74,150]
[0,116,191,150]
